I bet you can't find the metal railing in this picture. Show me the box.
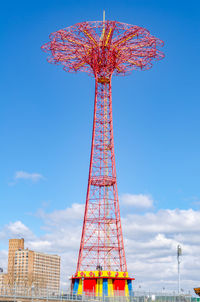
[0,287,199,302]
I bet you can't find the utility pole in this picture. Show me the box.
[177,245,182,294]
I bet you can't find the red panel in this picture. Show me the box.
[113,279,125,291]
[84,279,96,293]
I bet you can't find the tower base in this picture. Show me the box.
[71,271,134,297]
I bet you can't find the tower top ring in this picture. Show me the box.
[41,20,164,77]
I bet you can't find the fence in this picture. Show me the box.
[0,287,199,302]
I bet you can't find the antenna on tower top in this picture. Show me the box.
[100,10,106,41]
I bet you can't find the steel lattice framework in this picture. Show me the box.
[42,20,164,273]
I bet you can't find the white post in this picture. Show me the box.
[177,245,182,295]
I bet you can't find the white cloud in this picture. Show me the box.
[14,171,45,182]
[1,199,200,293]
[123,208,200,237]
[122,208,200,292]
[37,203,84,226]
[0,221,35,240]
[121,193,153,209]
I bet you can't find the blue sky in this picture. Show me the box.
[1,0,200,292]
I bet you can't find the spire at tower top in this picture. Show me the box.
[103,10,105,22]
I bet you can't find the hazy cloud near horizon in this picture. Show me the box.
[0,194,200,293]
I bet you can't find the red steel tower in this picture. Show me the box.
[42,19,164,296]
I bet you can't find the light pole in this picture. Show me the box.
[177,245,182,294]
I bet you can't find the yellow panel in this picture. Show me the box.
[77,279,82,295]
[96,279,99,296]
[96,278,103,296]
[108,279,114,296]
[99,279,103,297]
[84,271,90,277]
[100,271,115,277]
[125,280,129,297]
[100,271,106,277]
[76,270,129,278]
[118,271,129,278]
[77,271,98,277]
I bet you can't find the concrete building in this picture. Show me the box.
[1,239,60,295]
[0,273,4,287]
[14,249,60,294]
[7,239,24,285]
[0,270,8,291]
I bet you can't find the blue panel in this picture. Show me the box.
[127,280,133,296]
[73,279,79,293]
[103,279,108,296]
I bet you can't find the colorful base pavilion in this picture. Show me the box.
[71,271,134,296]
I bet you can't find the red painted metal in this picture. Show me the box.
[42,20,164,273]
[84,279,96,293]
[113,279,125,291]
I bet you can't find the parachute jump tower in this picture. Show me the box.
[42,17,164,296]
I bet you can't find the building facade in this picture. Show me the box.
[0,273,4,288]
[14,249,60,294]
[7,239,24,285]
[1,239,60,295]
